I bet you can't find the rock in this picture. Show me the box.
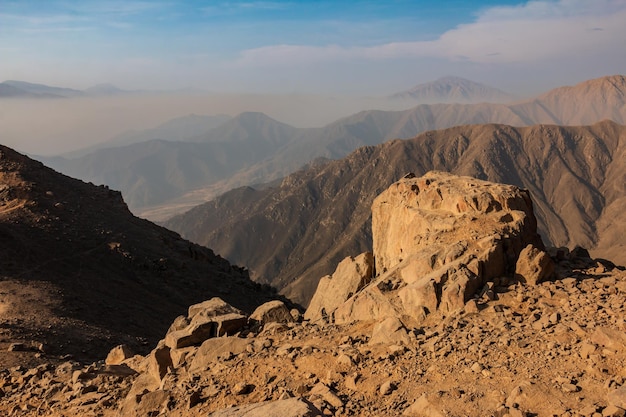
[608,386,626,409]
[208,397,322,416]
[403,394,445,417]
[372,172,541,275]
[328,172,544,324]
[439,267,481,314]
[380,380,395,395]
[290,309,303,322]
[369,317,410,345]
[7,343,27,352]
[515,244,555,285]
[147,341,172,382]
[189,337,251,374]
[305,252,374,322]
[591,327,626,350]
[164,298,248,349]
[310,383,344,409]
[232,382,253,395]
[134,389,170,417]
[105,344,134,365]
[250,300,294,325]
[603,405,626,417]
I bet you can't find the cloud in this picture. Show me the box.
[232,0,626,66]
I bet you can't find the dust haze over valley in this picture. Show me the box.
[0,93,401,157]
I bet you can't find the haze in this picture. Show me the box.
[1,0,626,155]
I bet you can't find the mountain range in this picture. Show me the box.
[0,80,137,98]
[389,76,517,103]
[164,120,626,306]
[39,75,626,220]
[0,145,277,363]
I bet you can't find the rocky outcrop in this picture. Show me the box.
[250,300,294,325]
[515,244,556,285]
[304,252,374,322]
[320,171,545,326]
[164,298,248,350]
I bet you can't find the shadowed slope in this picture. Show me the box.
[0,145,277,364]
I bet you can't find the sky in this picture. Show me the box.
[1,0,625,95]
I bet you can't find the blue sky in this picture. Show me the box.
[1,0,625,94]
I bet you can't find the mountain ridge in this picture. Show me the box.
[390,75,517,103]
[164,120,626,305]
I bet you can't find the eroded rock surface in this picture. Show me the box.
[332,172,544,325]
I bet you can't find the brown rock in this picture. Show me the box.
[105,344,134,366]
[608,386,626,409]
[164,298,248,349]
[147,341,172,382]
[189,337,251,374]
[591,327,626,350]
[372,172,541,275]
[250,300,294,325]
[403,394,445,417]
[208,398,322,416]
[304,252,374,322]
[370,317,410,345]
[515,244,555,285]
[328,172,544,324]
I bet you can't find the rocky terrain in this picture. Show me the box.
[1,172,625,417]
[0,145,278,368]
[165,120,626,306]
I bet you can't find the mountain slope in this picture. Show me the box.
[165,121,626,305]
[0,80,85,98]
[62,113,232,157]
[0,145,277,364]
[41,112,297,209]
[390,76,517,103]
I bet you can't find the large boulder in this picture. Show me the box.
[208,397,322,417]
[250,300,294,325]
[515,244,556,285]
[305,252,374,322]
[164,298,248,349]
[327,172,544,324]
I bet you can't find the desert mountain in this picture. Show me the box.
[41,112,296,209]
[40,75,626,220]
[0,80,85,98]
[390,76,517,103]
[0,144,278,365]
[83,83,132,96]
[2,173,625,417]
[61,113,233,158]
[165,121,626,306]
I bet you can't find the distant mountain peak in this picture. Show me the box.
[391,76,516,104]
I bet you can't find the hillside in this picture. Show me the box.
[41,112,297,209]
[0,145,278,366]
[165,121,626,305]
[49,75,626,220]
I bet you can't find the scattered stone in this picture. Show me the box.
[515,244,555,285]
[403,394,445,417]
[380,380,395,395]
[250,300,294,325]
[105,344,134,365]
[208,398,322,417]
